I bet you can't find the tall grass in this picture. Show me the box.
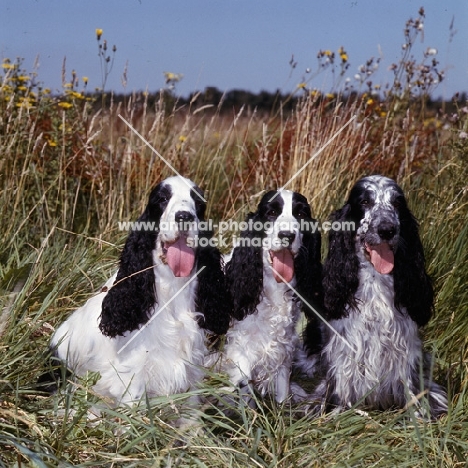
[1,16,468,466]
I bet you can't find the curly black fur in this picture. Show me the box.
[294,223,323,316]
[195,230,232,335]
[322,204,360,320]
[99,183,171,337]
[225,211,265,321]
[99,211,159,337]
[294,219,324,357]
[393,200,433,326]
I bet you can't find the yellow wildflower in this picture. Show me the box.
[163,72,183,84]
[58,101,73,109]
[82,77,89,85]
[338,46,348,62]
[367,98,374,106]
[297,82,307,89]
[16,99,33,109]
[324,50,332,56]
[178,135,187,142]
[326,93,335,99]
[96,28,103,40]
[67,91,84,99]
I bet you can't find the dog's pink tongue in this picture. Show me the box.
[366,243,394,274]
[166,238,195,277]
[270,249,294,283]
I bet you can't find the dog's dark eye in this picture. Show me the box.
[392,198,402,208]
[360,199,369,206]
[267,209,277,217]
[296,211,306,219]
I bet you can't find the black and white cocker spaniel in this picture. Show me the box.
[49,176,231,406]
[221,189,323,403]
[301,175,447,418]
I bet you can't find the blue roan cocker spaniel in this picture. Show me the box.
[299,175,447,418]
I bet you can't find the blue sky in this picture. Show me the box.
[0,0,466,99]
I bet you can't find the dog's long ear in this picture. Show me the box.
[294,219,323,319]
[394,203,433,326]
[195,230,232,335]
[225,212,264,321]
[322,204,360,319]
[295,220,324,357]
[99,208,158,337]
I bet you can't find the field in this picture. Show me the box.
[1,14,468,467]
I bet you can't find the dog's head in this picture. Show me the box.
[99,176,231,337]
[255,190,312,282]
[347,175,406,275]
[323,175,433,325]
[150,176,205,277]
[226,189,322,321]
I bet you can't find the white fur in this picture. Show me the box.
[222,255,300,402]
[317,248,422,410]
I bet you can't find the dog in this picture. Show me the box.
[48,176,231,410]
[220,189,322,403]
[300,175,447,418]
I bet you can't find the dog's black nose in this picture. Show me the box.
[378,224,396,241]
[278,231,296,246]
[175,211,195,223]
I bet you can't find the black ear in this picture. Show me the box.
[195,231,232,335]
[225,212,264,321]
[295,223,324,357]
[322,204,360,319]
[100,210,158,338]
[294,222,323,318]
[394,205,433,326]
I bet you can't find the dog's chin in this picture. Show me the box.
[268,248,295,283]
[363,241,395,275]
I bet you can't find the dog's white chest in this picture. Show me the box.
[326,266,421,407]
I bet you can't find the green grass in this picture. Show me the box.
[1,16,468,465]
